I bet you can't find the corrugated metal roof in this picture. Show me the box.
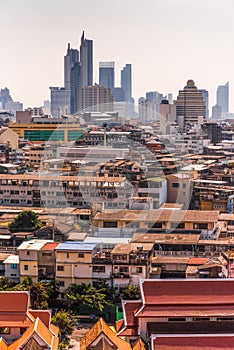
[56,241,96,251]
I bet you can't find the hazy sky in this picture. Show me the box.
[1,0,234,112]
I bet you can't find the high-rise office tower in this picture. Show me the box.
[175,80,206,129]
[80,31,93,87]
[199,89,209,118]
[212,105,222,119]
[99,62,115,90]
[77,85,114,112]
[217,82,229,114]
[138,97,156,123]
[64,31,93,114]
[50,87,70,117]
[0,88,12,109]
[64,43,79,90]
[121,64,132,102]
[146,91,164,114]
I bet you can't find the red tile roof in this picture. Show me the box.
[135,304,234,318]
[41,242,59,250]
[117,301,142,337]
[0,291,29,312]
[153,335,234,350]
[141,280,234,305]
[29,310,51,327]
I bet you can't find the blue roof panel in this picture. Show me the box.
[56,241,96,251]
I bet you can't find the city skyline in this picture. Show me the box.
[0,0,234,110]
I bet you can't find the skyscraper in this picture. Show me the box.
[99,62,115,90]
[77,84,114,112]
[146,91,164,114]
[64,31,93,114]
[175,80,206,129]
[64,44,80,114]
[64,44,79,90]
[50,87,70,117]
[199,89,209,118]
[121,64,132,102]
[217,82,229,115]
[0,88,12,109]
[80,31,93,87]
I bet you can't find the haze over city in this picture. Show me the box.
[1,0,234,109]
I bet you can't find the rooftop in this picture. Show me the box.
[56,241,96,251]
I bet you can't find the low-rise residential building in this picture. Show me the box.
[93,209,220,239]
[17,240,51,282]
[111,243,154,290]
[55,242,97,296]
[3,254,19,282]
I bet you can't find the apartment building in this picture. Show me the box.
[111,243,154,290]
[3,254,19,282]
[0,173,133,209]
[18,240,51,282]
[55,242,96,295]
[93,209,220,239]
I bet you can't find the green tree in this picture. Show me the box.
[51,310,76,349]
[29,282,49,309]
[42,280,60,308]
[0,277,16,290]
[122,285,141,300]
[9,210,46,232]
[66,283,113,313]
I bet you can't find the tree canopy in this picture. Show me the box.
[51,310,76,349]
[66,282,113,312]
[122,285,141,300]
[9,210,46,232]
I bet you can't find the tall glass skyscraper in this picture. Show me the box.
[217,82,229,115]
[99,62,115,90]
[121,64,132,102]
[64,31,93,114]
[80,31,93,87]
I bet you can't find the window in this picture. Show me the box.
[194,223,208,230]
[42,253,52,257]
[93,266,105,273]
[172,183,179,188]
[136,267,143,273]
[78,253,84,258]
[171,222,185,229]
[27,251,30,256]
[119,267,128,273]
[151,222,163,228]
[103,221,118,228]
[59,281,65,287]
[66,253,70,258]
[24,265,28,271]
[57,266,64,271]
[182,183,187,188]
[10,264,17,269]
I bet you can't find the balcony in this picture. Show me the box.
[92,257,112,264]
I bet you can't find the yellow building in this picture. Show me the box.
[9,121,84,142]
[55,242,97,296]
[17,240,52,282]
